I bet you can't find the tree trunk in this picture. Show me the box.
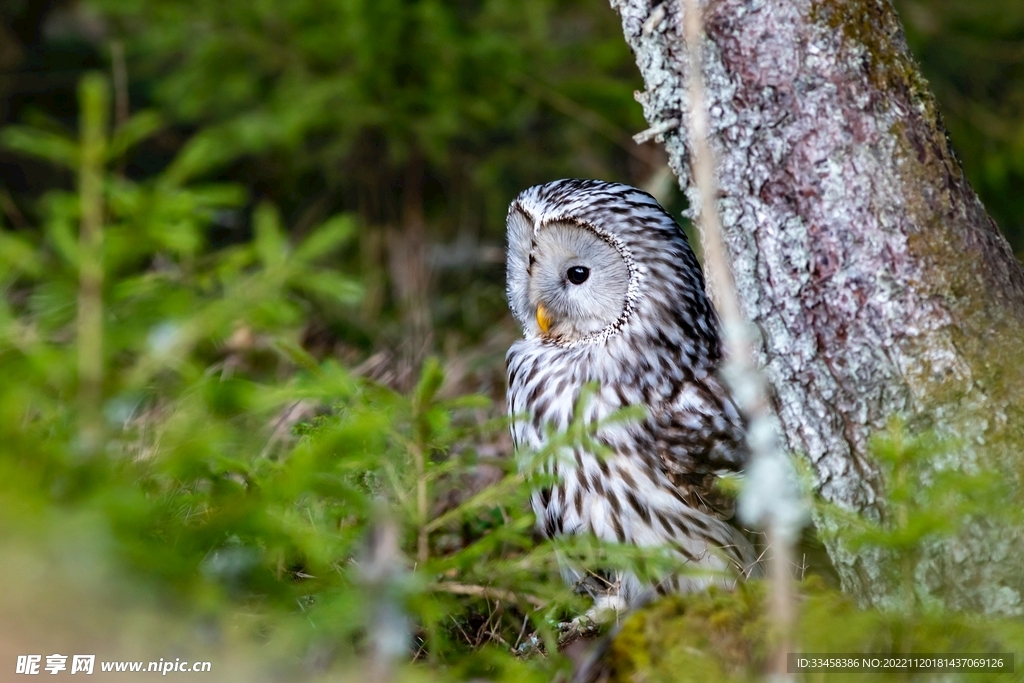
[611,0,1024,614]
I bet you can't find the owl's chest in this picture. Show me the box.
[507,342,636,454]
[507,342,671,539]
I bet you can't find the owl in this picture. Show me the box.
[505,179,759,610]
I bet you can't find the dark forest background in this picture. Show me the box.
[3,0,1020,373]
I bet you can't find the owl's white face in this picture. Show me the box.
[526,222,630,342]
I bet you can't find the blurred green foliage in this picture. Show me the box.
[1,0,1021,351]
[1,0,655,354]
[88,0,644,185]
[0,76,581,680]
[896,0,1024,253]
[0,83,681,677]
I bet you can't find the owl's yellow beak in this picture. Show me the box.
[536,303,553,334]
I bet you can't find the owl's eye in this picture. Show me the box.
[566,266,590,285]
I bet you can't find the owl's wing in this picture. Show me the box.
[649,374,748,519]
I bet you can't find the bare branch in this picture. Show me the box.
[676,0,804,675]
[430,582,547,610]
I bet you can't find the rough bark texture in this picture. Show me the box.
[611,0,1024,613]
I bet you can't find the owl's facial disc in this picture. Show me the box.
[528,221,629,342]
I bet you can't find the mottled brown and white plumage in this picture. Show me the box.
[505,179,759,608]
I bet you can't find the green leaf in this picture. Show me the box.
[294,214,356,262]
[414,357,445,412]
[107,111,164,162]
[160,131,239,186]
[0,126,79,170]
[290,270,362,305]
[42,194,80,269]
[0,230,43,278]
[271,338,321,374]
[253,202,288,269]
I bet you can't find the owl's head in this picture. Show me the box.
[506,179,719,357]
[509,216,632,341]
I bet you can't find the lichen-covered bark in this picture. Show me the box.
[611,0,1024,613]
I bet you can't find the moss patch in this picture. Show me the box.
[606,582,769,683]
[810,0,934,110]
[601,577,1024,683]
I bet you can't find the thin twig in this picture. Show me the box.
[361,514,408,683]
[110,41,130,129]
[430,582,546,610]
[513,73,657,166]
[76,74,109,454]
[632,117,680,144]
[677,0,799,677]
[642,2,668,35]
[513,615,530,651]
[413,442,429,566]
[0,188,28,230]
